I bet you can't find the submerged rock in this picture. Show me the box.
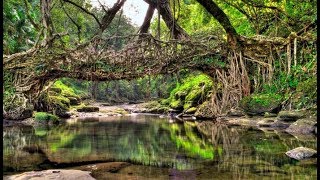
[285,147,317,160]
[278,110,305,121]
[4,169,95,180]
[285,118,316,134]
[257,118,277,127]
[270,120,291,129]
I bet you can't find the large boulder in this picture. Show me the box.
[285,118,316,134]
[239,93,282,115]
[3,93,33,120]
[285,147,317,160]
[278,110,305,121]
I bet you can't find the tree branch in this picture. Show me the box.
[62,0,102,28]
[99,0,127,33]
[60,0,82,42]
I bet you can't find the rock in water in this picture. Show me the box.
[285,147,317,160]
[278,110,305,121]
[285,118,316,134]
[4,169,95,180]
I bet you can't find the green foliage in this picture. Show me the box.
[34,112,59,123]
[241,93,282,109]
[3,0,39,54]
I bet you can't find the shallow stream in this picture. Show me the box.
[3,114,317,179]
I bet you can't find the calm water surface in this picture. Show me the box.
[3,114,317,179]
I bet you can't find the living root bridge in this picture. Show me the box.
[4,34,224,97]
[4,32,310,102]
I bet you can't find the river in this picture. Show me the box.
[3,114,317,179]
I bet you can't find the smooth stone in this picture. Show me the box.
[285,118,316,134]
[3,169,95,180]
[285,147,317,160]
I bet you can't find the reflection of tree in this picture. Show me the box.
[3,126,46,172]
[197,121,239,159]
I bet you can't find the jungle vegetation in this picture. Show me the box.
[3,0,317,119]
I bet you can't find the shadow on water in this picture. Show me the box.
[3,114,317,179]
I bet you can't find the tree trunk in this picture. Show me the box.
[139,4,156,34]
[195,0,239,45]
[144,0,189,40]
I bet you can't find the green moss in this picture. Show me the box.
[115,108,129,114]
[52,80,82,101]
[35,112,59,123]
[170,99,183,110]
[185,107,197,114]
[143,101,161,109]
[239,93,283,115]
[160,99,170,105]
[49,95,70,109]
[292,77,317,110]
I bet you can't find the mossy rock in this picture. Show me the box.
[67,97,81,105]
[239,93,282,115]
[149,106,170,114]
[160,99,170,105]
[194,101,216,119]
[185,107,197,114]
[278,110,305,121]
[185,88,202,102]
[49,87,62,94]
[264,112,277,118]
[143,101,161,109]
[77,106,99,112]
[3,93,33,120]
[174,91,187,100]
[35,112,59,124]
[170,99,184,110]
[114,108,129,115]
[49,95,70,108]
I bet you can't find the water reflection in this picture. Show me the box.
[3,115,317,179]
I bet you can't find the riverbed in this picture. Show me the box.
[3,113,317,179]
